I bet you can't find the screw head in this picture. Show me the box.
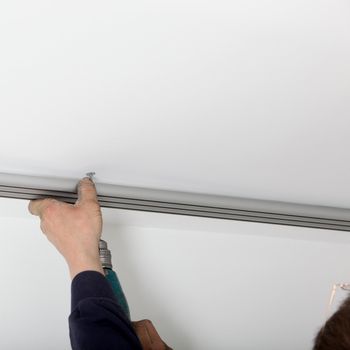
[86,172,96,180]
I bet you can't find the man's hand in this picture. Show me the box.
[28,177,104,279]
[132,320,173,350]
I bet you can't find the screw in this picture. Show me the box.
[86,172,96,181]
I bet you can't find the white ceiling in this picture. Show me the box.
[1,0,350,207]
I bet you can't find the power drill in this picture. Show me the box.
[98,239,131,320]
[98,239,172,349]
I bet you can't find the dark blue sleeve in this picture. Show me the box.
[69,270,142,350]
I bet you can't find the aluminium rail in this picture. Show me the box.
[0,172,350,231]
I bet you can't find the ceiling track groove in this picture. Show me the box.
[0,186,349,227]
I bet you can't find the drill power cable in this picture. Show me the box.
[0,172,350,231]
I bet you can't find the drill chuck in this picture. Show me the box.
[99,239,113,269]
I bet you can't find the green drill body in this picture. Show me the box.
[99,240,131,320]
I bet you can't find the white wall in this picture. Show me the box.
[1,198,350,349]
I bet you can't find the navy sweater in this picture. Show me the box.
[69,271,142,350]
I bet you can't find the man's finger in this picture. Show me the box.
[28,198,57,217]
[132,321,152,345]
[76,177,98,205]
[133,320,168,349]
[142,320,162,342]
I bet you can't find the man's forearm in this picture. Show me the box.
[67,251,104,279]
[69,271,142,350]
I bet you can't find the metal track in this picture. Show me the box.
[0,172,350,231]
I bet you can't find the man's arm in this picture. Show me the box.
[69,270,142,350]
[28,177,142,350]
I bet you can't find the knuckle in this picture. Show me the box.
[41,199,58,217]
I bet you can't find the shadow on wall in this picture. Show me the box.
[102,226,193,349]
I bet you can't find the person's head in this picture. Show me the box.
[313,296,350,350]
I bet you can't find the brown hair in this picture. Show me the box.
[314,295,350,349]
